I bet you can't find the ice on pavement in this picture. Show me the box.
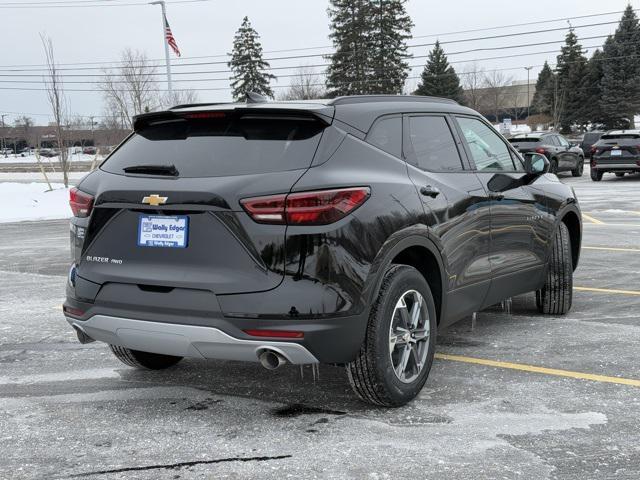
[1,182,71,223]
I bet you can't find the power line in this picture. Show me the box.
[0,8,631,70]
[0,42,616,85]
[0,34,614,78]
[0,19,620,74]
[0,0,210,7]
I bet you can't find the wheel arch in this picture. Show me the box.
[559,208,582,270]
[365,230,446,325]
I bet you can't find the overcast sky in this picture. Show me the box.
[0,0,637,125]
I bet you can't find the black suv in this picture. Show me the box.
[508,132,585,176]
[590,130,640,181]
[64,95,582,407]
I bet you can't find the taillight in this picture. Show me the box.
[535,147,546,155]
[69,187,94,217]
[591,146,597,154]
[241,187,370,226]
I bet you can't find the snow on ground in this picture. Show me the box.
[1,182,71,223]
[0,152,104,164]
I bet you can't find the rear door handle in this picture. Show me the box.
[419,185,440,198]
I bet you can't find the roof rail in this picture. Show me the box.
[328,95,459,106]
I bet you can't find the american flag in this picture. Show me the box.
[164,14,181,57]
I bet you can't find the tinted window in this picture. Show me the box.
[601,133,640,140]
[557,135,570,147]
[543,135,558,146]
[508,137,540,143]
[456,117,515,171]
[408,116,463,171]
[367,116,402,157]
[102,113,326,178]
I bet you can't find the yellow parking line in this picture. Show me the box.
[574,286,640,296]
[435,353,640,387]
[583,246,640,253]
[581,213,604,224]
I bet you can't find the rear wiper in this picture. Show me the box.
[123,164,179,176]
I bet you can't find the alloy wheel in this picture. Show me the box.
[388,290,431,383]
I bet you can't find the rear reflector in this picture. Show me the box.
[243,329,304,339]
[63,305,85,317]
[241,187,370,225]
[69,187,94,218]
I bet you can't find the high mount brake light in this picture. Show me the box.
[69,187,94,218]
[182,112,227,119]
[241,187,370,226]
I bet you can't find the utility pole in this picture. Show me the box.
[150,0,172,94]
[524,66,533,122]
[1,114,6,156]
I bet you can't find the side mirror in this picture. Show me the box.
[524,153,549,175]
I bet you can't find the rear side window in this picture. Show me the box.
[456,116,517,172]
[545,135,559,146]
[557,136,570,147]
[408,116,463,171]
[366,116,402,157]
[102,113,326,178]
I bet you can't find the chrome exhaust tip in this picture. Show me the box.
[258,349,287,370]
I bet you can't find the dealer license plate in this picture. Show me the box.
[138,215,189,248]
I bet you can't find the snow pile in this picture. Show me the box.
[0,182,71,223]
[0,153,103,164]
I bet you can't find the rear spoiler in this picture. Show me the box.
[132,107,334,133]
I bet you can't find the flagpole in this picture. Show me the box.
[150,0,172,94]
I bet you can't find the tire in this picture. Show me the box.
[615,172,625,177]
[346,264,437,407]
[590,168,603,181]
[550,158,558,175]
[109,345,183,370]
[571,158,584,177]
[536,222,573,315]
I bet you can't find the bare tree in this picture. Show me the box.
[14,116,34,147]
[277,67,325,101]
[159,89,200,109]
[40,33,70,187]
[99,49,158,129]
[461,62,485,111]
[481,71,514,123]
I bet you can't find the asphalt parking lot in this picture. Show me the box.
[1,169,639,480]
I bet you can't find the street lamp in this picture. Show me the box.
[150,0,172,94]
[524,66,533,122]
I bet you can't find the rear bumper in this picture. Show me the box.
[592,159,640,171]
[66,314,319,364]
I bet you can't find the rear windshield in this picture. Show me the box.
[601,134,640,140]
[101,113,326,178]
[508,137,540,143]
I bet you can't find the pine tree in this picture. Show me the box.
[578,49,606,127]
[555,29,588,131]
[531,61,555,117]
[369,0,413,94]
[413,41,464,103]
[326,0,372,96]
[600,4,640,128]
[228,16,275,101]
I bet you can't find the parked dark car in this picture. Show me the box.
[82,146,97,155]
[580,131,605,159]
[508,132,585,176]
[590,130,640,181]
[63,95,582,406]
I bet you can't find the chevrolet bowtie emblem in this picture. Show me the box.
[142,194,168,206]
